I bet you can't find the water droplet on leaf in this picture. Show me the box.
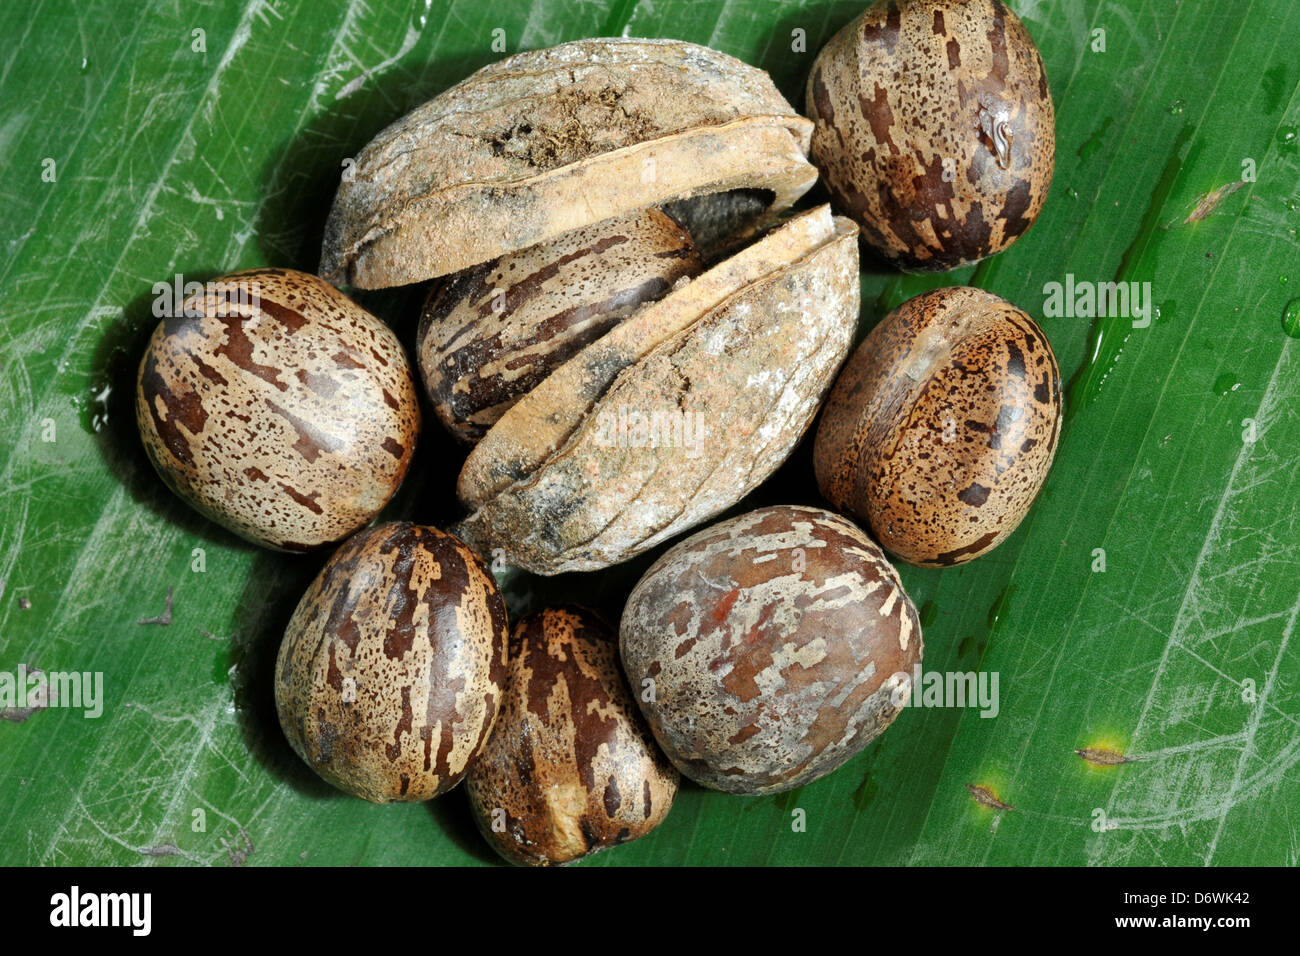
[1212,372,1241,395]
[1282,298,1300,338]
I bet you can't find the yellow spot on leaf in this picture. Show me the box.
[1074,746,1135,766]
[966,783,1013,811]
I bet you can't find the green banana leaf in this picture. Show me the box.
[1,0,1297,866]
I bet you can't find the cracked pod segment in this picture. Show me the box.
[419,208,704,443]
[455,205,860,574]
[320,38,819,288]
[319,38,859,574]
[620,505,922,795]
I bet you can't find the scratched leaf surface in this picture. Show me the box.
[1,0,1297,866]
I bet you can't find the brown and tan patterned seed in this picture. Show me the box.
[465,606,678,866]
[418,208,702,444]
[814,286,1061,567]
[274,522,509,803]
[135,268,419,552]
[620,506,922,795]
[807,0,1055,271]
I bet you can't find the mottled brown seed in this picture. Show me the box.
[465,607,678,866]
[814,286,1062,567]
[807,0,1055,270]
[274,522,509,803]
[418,208,701,443]
[135,268,419,552]
[620,505,922,795]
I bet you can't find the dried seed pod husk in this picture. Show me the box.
[321,40,859,575]
[274,522,509,803]
[135,268,419,552]
[806,0,1055,270]
[418,208,702,443]
[321,38,817,289]
[465,606,678,866]
[814,286,1062,566]
[455,205,861,574]
[620,505,922,795]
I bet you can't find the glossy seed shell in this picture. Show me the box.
[814,286,1062,566]
[465,607,678,866]
[418,208,701,443]
[807,0,1055,270]
[135,268,419,552]
[320,38,816,288]
[620,505,922,795]
[274,522,509,803]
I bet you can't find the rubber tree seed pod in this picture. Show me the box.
[274,522,509,803]
[466,606,678,866]
[320,39,860,575]
[135,268,419,552]
[807,0,1055,270]
[814,285,1062,566]
[418,208,702,444]
[620,505,922,795]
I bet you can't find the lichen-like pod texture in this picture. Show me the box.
[321,37,817,288]
[455,206,861,575]
[807,0,1055,270]
[466,607,678,866]
[274,522,509,803]
[135,268,419,552]
[620,506,922,795]
[814,286,1062,566]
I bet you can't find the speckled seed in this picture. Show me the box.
[807,0,1055,270]
[418,208,701,443]
[814,286,1061,567]
[620,506,922,795]
[135,268,419,552]
[274,522,509,803]
[465,606,678,866]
